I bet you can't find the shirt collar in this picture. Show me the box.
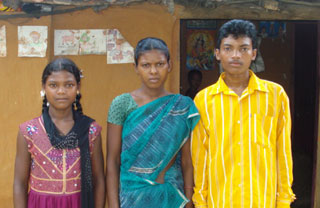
[209,70,268,95]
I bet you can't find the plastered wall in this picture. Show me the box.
[0,3,181,207]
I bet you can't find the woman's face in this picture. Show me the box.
[135,50,171,90]
[43,70,79,111]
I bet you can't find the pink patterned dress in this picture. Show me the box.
[19,116,101,208]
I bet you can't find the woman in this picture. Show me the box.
[106,37,199,208]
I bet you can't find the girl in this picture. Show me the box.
[106,37,200,208]
[13,58,105,208]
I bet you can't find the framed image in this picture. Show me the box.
[186,29,215,70]
[259,21,286,39]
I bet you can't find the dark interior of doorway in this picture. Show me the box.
[291,22,318,208]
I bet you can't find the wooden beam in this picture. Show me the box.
[279,0,320,7]
[179,3,320,20]
[0,5,90,19]
[22,0,108,6]
[21,0,146,6]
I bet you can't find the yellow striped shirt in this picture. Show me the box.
[191,71,295,208]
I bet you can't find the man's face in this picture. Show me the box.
[215,35,257,76]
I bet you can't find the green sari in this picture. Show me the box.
[119,94,199,208]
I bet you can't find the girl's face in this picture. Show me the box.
[135,49,171,90]
[43,70,79,111]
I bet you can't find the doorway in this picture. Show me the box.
[291,22,318,208]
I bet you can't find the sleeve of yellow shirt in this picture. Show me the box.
[276,89,296,208]
[191,94,209,208]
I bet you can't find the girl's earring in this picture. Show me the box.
[40,90,45,98]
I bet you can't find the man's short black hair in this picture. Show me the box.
[216,19,257,49]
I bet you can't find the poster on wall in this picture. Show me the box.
[106,29,134,64]
[18,26,48,57]
[54,30,80,55]
[258,21,286,41]
[186,30,215,71]
[79,29,107,55]
[0,25,6,57]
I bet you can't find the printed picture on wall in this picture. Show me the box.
[54,30,80,55]
[18,26,48,57]
[79,29,107,55]
[186,30,215,70]
[0,25,6,57]
[258,21,286,40]
[106,29,134,64]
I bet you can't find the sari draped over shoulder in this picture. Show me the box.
[119,94,199,208]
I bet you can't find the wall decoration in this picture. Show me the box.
[54,30,80,55]
[258,21,286,40]
[0,25,6,57]
[186,30,215,70]
[18,26,48,57]
[79,29,107,55]
[106,29,134,64]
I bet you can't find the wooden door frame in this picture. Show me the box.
[312,21,320,208]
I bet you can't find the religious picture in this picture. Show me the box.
[18,26,48,57]
[259,21,286,41]
[186,30,215,70]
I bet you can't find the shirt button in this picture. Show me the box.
[237,120,240,124]
[237,162,241,166]
[238,142,241,145]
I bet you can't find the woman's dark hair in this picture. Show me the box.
[134,37,170,65]
[41,58,83,114]
[216,19,257,50]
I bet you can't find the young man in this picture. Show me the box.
[191,19,295,208]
